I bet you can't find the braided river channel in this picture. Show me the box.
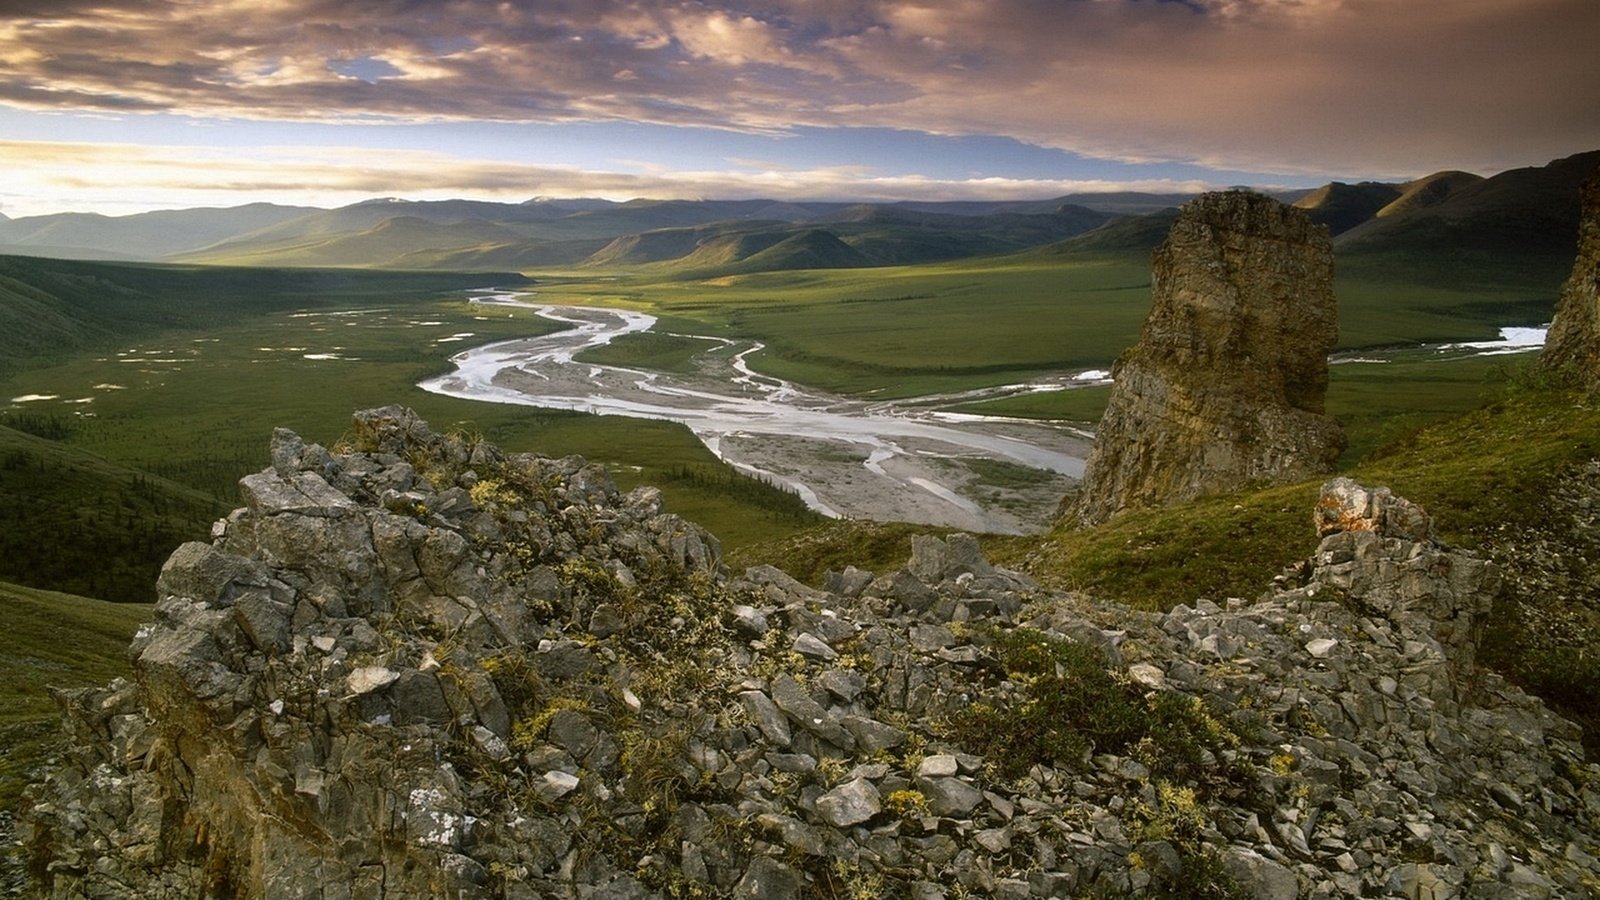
[420,292,1096,534]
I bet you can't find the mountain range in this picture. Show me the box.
[2,151,1595,276]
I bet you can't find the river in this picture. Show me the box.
[420,292,1548,534]
[419,292,1093,534]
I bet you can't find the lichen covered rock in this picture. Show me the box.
[1076,191,1344,525]
[1540,165,1600,386]
[21,414,1600,899]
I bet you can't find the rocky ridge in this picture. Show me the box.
[1075,191,1344,526]
[21,409,1600,898]
[1540,165,1600,387]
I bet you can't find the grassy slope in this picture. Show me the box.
[995,379,1595,604]
[0,422,221,602]
[1001,382,1600,743]
[0,580,151,808]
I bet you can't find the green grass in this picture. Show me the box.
[524,242,1561,401]
[574,331,723,375]
[532,254,1156,397]
[0,279,822,589]
[990,380,1600,748]
[1325,354,1520,463]
[954,385,1111,422]
[0,254,523,375]
[1009,380,1599,605]
[0,420,221,603]
[951,353,1526,466]
[0,580,151,809]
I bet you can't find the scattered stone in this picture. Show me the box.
[1127,662,1166,689]
[815,778,882,828]
[731,604,770,637]
[733,858,803,900]
[536,770,580,802]
[1306,638,1338,658]
[21,412,1600,900]
[347,666,399,695]
[917,754,960,778]
[740,690,792,748]
[918,776,984,817]
[791,632,838,661]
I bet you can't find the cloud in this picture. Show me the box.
[0,0,1595,178]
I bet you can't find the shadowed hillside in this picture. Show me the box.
[0,255,527,370]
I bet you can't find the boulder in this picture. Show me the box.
[1076,191,1344,524]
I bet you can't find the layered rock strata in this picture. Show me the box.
[1540,166,1600,386]
[23,410,1600,898]
[1076,191,1344,525]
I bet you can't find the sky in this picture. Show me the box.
[1,0,1597,218]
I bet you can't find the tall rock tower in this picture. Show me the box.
[1539,167,1600,386]
[1075,191,1344,525]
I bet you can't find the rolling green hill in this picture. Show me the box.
[1338,150,1599,256]
[1371,170,1483,220]
[0,203,315,261]
[1293,180,1404,234]
[176,214,526,268]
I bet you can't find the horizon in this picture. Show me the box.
[2,1,1598,219]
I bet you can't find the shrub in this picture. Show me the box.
[952,627,1245,793]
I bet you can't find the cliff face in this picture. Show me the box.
[1540,166,1600,385]
[1076,191,1344,525]
[22,410,1600,899]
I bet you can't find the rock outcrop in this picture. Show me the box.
[1540,166,1600,386]
[23,410,1600,898]
[1076,191,1344,525]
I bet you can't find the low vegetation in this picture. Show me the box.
[996,377,1600,748]
[0,580,150,809]
[573,331,724,375]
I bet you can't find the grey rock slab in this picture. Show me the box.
[733,857,803,900]
[547,709,599,757]
[347,666,400,696]
[842,715,906,754]
[739,690,792,748]
[791,633,838,661]
[917,754,959,778]
[158,541,266,605]
[1127,662,1166,689]
[239,471,356,517]
[1221,847,1299,900]
[814,777,881,828]
[731,604,770,637]
[769,674,855,750]
[818,669,865,702]
[918,776,984,817]
[1306,637,1338,658]
[232,593,291,654]
[535,770,580,802]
